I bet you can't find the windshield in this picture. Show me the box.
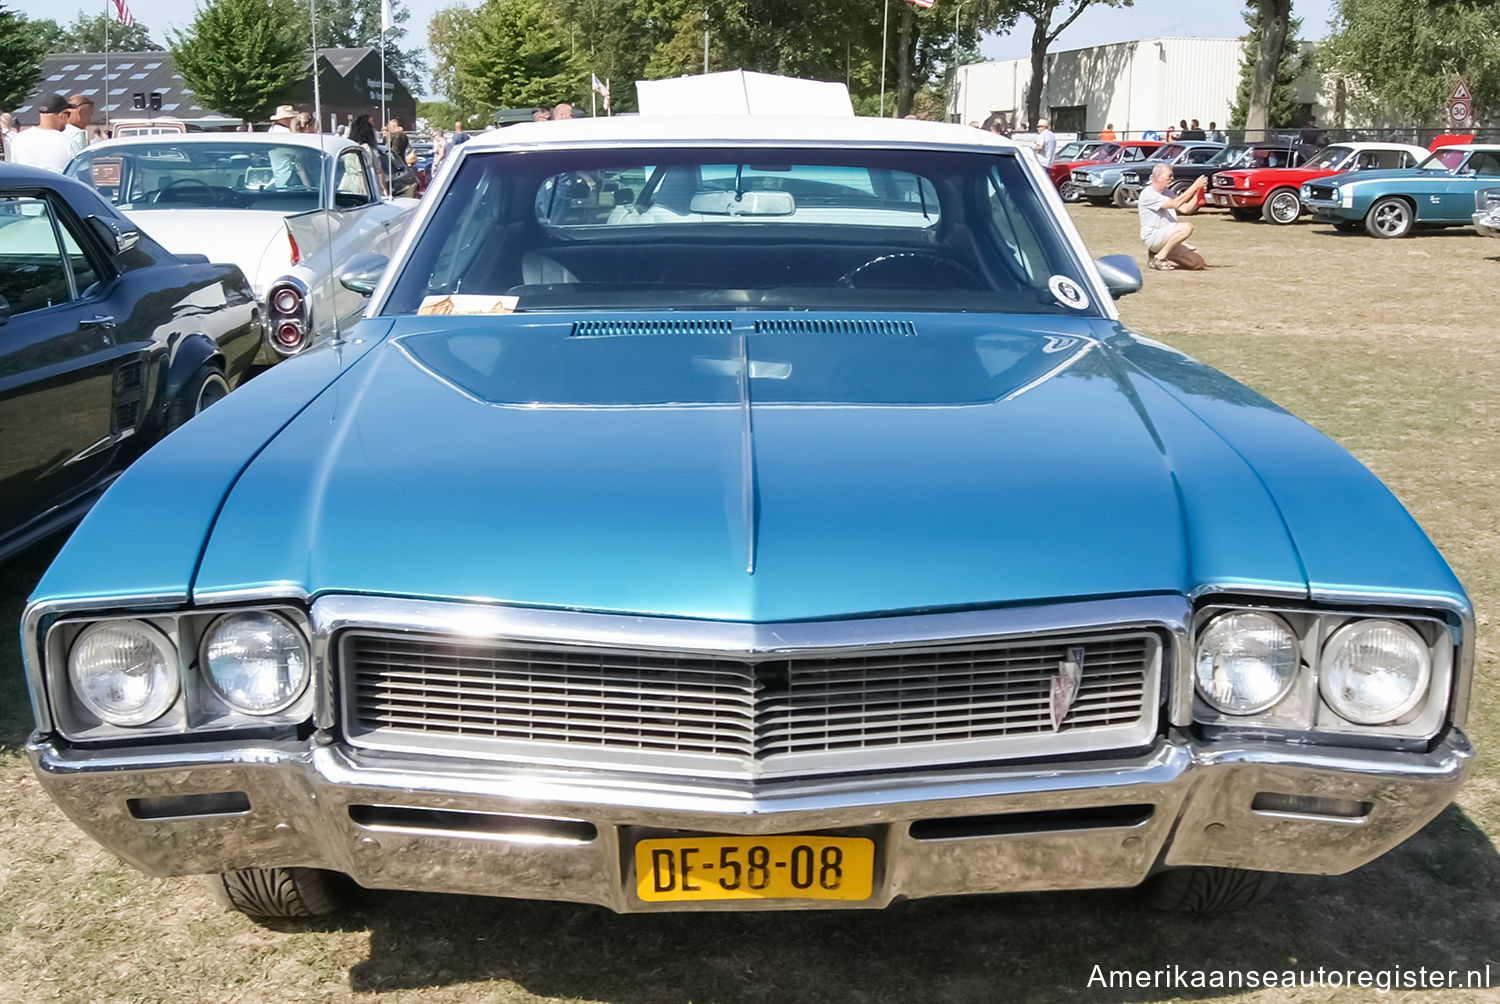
[1154,145,1187,162]
[1419,148,1468,172]
[385,147,1099,317]
[1207,146,1249,167]
[70,142,324,211]
[1303,146,1354,170]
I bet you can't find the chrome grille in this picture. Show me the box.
[344,627,1161,776]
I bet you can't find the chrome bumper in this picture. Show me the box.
[28,730,1472,912]
[1474,211,1500,238]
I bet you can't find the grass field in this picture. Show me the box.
[1,205,1496,1003]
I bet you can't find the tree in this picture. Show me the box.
[1013,0,1130,128]
[0,3,43,111]
[1230,6,1303,130]
[32,12,164,52]
[169,0,306,123]
[454,0,582,111]
[1321,0,1500,124]
[1244,0,1293,133]
[303,0,426,92]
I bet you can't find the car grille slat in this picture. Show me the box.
[343,631,1158,775]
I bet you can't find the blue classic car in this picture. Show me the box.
[1301,144,1500,237]
[22,118,1473,921]
[0,163,261,563]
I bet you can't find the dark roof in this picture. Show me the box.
[0,160,89,187]
[304,47,375,76]
[14,52,237,124]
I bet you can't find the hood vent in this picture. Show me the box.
[571,319,733,338]
[754,318,917,337]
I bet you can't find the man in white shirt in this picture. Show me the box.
[64,94,94,157]
[267,105,296,133]
[1138,163,1207,270]
[10,94,75,173]
[1032,117,1057,168]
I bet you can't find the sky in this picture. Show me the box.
[11,0,1341,100]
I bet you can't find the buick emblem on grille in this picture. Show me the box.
[1050,645,1084,731]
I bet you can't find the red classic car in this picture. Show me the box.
[1209,142,1427,224]
[1053,141,1163,200]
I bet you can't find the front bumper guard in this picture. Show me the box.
[29,731,1472,913]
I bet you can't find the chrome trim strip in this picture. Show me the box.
[737,327,757,575]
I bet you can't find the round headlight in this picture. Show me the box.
[1195,612,1300,715]
[1319,620,1430,725]
[68,620,180,726]
[201,612,310,715]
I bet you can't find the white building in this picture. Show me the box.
[952,36,1325,137]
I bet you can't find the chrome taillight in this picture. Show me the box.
[266,277,311,357]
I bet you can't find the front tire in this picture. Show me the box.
[1262,187,1302,224]
[1112,185,1135,208]
[1059,181,1082,202]
[209,867,348,919]
[1141,866,1277,913]
[166,361,229,432]
[1366,196,1414,238]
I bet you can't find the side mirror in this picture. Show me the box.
[87,214,141,254]
[1095,255,1143,299]
[339,252,388,296]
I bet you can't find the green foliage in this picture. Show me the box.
[428,4,484,117]
[169,0,306,123]
[417,99,463,128]
[1321,0,1500,124]
[1230,5,1304,130]
[301,0,427,92]
[0,3,44,111]
[34,12,164,52]
[455,0,583,111]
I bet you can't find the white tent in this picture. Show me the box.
[635,70,855,117]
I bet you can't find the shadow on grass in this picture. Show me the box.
[336,804,1499,1002]
[0,539,64,752]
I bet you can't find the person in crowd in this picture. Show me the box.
[387,117,409,164]
[1139,162,1207,271]
[1181,117,1205,140]
[1099,122,1116,141]
[349,113,387,194]
[1032,117,1056,167]
[552,102,574,120]
[64,95,94,156]
[294,111,315,133]
[532,108,551,122]
[1300,115,1327,146]
[451,120,469,147]
[1206,121,1224,143]
[0,112,14,162]
[10,94,74,172]
[268,105,296,133]
[431,128,447,169]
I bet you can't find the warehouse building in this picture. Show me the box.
[951,36,1325,137]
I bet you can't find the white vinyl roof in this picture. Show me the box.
[465,115,1020,153]
[83,132,361,155]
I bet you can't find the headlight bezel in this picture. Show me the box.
[1191,601,1455,745]
[44,604,314,742]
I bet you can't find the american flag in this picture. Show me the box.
[112,0,135,26]
[591,74,610,111]
[905,0,935,8]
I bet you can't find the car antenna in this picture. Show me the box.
[309,0,341,348]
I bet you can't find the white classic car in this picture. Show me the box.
[68,133,418,361]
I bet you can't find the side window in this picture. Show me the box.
[334,150,373,207]
[1469,152,1500,177]
[0,197,74,315]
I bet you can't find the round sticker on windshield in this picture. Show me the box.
[1048,275,1090,311]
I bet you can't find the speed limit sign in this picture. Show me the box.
[1450,100,1470,123]
[1449,81,1472,125]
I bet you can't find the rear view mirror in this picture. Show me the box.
[87,214,140,254]
[688,190,796,217]
[339,253,388,296]
[1095,255,1142,299]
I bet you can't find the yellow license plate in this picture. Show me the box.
[635,835,874,902]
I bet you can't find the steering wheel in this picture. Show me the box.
[149,178,211,204]
[836,252,983,291]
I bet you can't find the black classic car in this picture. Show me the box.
[1116,142,1322,208]
[0,163,262,562]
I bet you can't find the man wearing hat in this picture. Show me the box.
[268,105,296,132]
[10,94,74,172]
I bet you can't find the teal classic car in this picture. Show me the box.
[1301,144,1500,237]
[22,117,1473,922]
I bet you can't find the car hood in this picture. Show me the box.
[188,313,1333,620]
[121,209,287,294]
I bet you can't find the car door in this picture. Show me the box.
[0,192,130,544]
[1446,151,1500,220]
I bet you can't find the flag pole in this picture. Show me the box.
[310,0,321,132]
[606,78,611,116]
[104,0,110,127]
[879,0,888,117]
[590,73,595,118]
